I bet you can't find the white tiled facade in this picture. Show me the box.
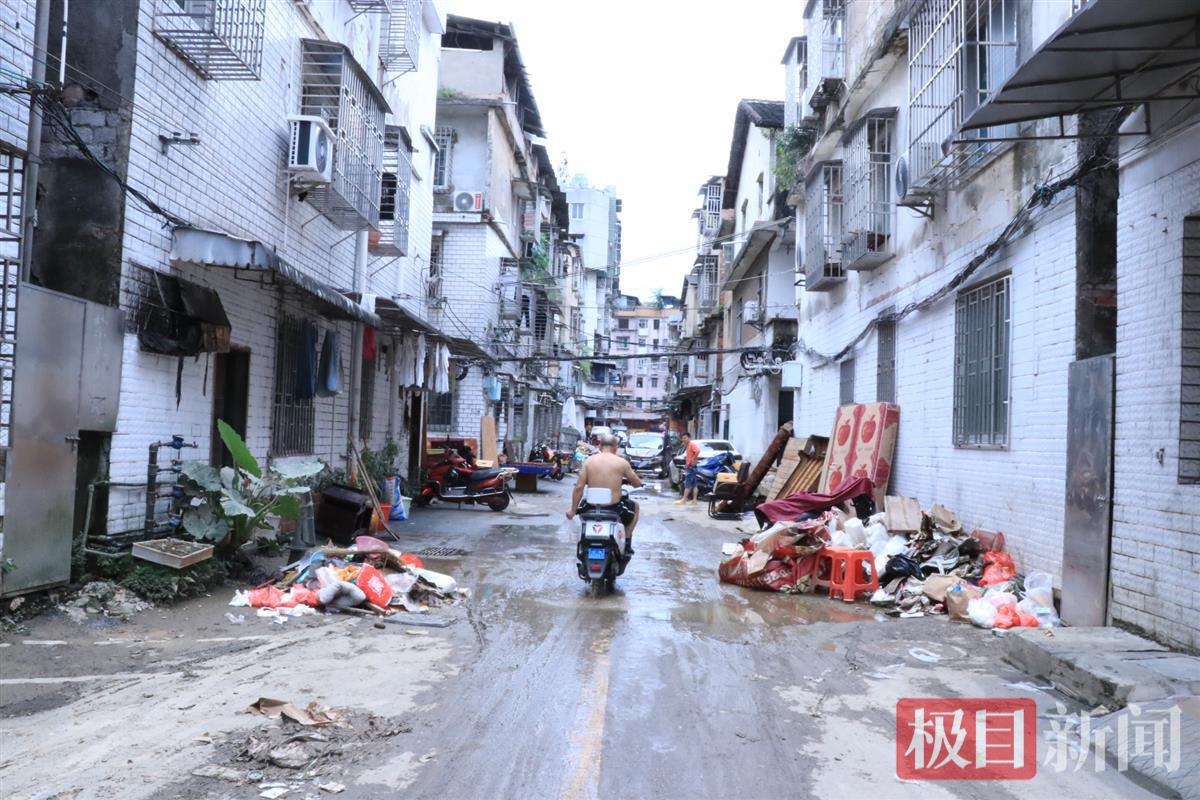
[1110,122,1200,651]
[91,1,445,533]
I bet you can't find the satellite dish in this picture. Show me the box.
[895,156,909,201]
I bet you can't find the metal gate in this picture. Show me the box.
[1060,355,1115,626]
[2,286,86,594]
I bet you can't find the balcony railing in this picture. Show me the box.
[843,112,896,270]
[381,0,422,74]
[905,0,1019,198]
[371,126,411,256]
[803,161,845,291]
[803,0,845,111]
[154,0,266,80]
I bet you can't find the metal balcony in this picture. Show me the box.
[154,0,266,81]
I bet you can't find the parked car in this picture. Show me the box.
[668,439,743,489]
[623,432,671,476]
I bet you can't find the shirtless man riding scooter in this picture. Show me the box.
[566,434,642,555]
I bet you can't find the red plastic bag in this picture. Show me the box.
[400,553,425,570]
[287,586,320,607]
[1016,610,1039,627]
[356,564,393,607]
[979,551,1016,586]
[248,586,284,608]
[994,605,1019,629]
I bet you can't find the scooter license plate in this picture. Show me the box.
[587,547,606,560]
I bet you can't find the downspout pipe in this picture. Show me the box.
[19,0,52,283]
[346,230,367,472]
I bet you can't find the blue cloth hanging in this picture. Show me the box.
[295,320,319,400]
[317,329,341,396]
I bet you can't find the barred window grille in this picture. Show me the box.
[840,358,855,405]
[803,0,845,109]
[433,128,454,192]
[953,276,1010,447]
[299,39,388,230]
[844,113,896,270]
[699,255,718,311]
[1179,217,1200,482]
[784,37,808,127]
[907,0,1018,196]
[359,355,376,440]
[381,0,422,74]
[429,392,453,429]
[703,183,721,233]
[0,146,23,453]
[803,161,845,291]
[154,0,266,80]
[877,319,896,403]
[271,315,316,456]
[373,126,411,256]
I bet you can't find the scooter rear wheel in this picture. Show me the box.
[486,492,510,512]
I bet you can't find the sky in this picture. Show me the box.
[445,0,802,302]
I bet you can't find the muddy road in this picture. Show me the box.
[1,481,1152,799]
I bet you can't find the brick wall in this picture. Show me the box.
[104,2,435,533]
[796,185,1078,584]
[1111,125,1200,651]
[0,0,34,148]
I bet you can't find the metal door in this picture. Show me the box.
[1,285,86,595]
[1060,355,1115,627]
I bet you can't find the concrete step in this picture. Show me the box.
[1002,626,1200,710]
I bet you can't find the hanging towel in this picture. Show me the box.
[414,334,427,388]
[317,329,341,396]
[296,320,320,400]
[363,326,377,362]
[397,334,412,387]
[435,344,451,394]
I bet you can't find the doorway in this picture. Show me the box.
[407,392,424,489]
[211,349,250,468]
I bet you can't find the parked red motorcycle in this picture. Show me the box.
[415,449,517,511]
[528,440,565,481]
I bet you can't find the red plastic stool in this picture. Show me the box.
[815,547,878,602]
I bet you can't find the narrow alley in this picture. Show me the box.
[0,482,1159,799]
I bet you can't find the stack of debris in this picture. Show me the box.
[229,536,464,625]
[57,580,152,623]
[721,489,1060,631]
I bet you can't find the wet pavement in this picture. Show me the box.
[0,480,1160,799]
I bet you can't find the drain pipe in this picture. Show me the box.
[346,230,367,472]
[19,0,51,283]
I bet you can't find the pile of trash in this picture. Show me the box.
[721,497,1060,631]
[57,580,152,623]
[189,696,413,796]
[229,536,465,624]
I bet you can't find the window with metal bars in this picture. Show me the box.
[803,161,845,291]
[271,315,316,456]
[1179,217,1200,482]
[907,0,1018,196]
[381,0,422,74]
[804,0,845,109]
[877,319,896,403]
[433,128,454,192]
[953,276,1010,447]
[784,37,808,127]
[429,392,453,429]
[844,112,896,270]
[299,39,387,230]
[0,145,23,454]
[703,183,721,232]
[154,0,266,80]
[359,354,376,440]
[840,358,855,405]
[374,126,411,256]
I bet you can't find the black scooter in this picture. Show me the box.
[575,486,641,594]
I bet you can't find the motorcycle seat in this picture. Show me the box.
[465,468,505,482]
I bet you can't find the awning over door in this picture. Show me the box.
[170,226,381,327]
[958,0,1200,134]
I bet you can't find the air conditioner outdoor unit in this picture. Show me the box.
[454,190,484,212]
[743,300,762,323]
[287,115,334,184]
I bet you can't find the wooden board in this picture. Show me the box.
[773,435,829,499]
[765,438,806,501]
[480,415,498,463]
[884,496,922,532]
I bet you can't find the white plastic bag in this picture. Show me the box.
[875,535,908,574]
[984,587,1018,609]
[1023,571,1054,607]
[968,597,997,629]
[865,522,889,551]
[843,518,867,547]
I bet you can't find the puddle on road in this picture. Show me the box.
[657,592,879,628]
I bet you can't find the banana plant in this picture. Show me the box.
[179,420,323,552]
